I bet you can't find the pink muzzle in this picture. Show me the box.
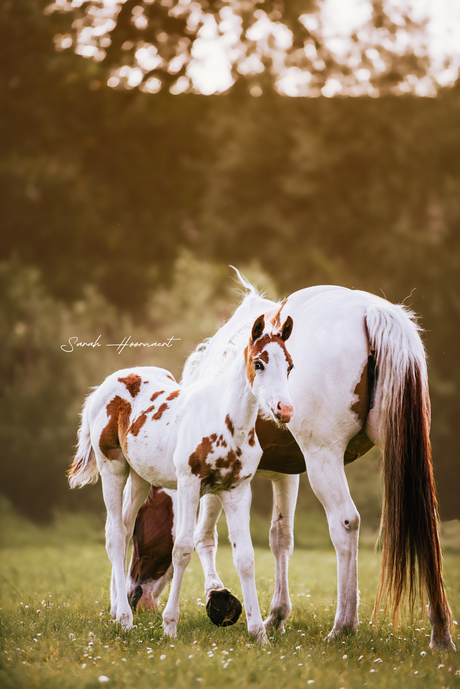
[276,402,294,423]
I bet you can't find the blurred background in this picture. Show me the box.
[1,0,459,543]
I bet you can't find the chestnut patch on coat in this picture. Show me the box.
[189,435,243,490]
[129,487,174,589]
[152,403,169,421]
[150,390,164,403]
[256,417,306,474]
[166,390,180,401]
[118,374,142,398]
[344,429,375,464]
[351,362,369,424]
[225,414,234,436]
[130,405,155,436]
[99,395,132,459]
[248,427,256,447]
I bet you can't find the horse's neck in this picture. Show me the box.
[217,352,258,437]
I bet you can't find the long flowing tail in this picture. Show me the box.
[68,389,99,489]
[366,302,451,636]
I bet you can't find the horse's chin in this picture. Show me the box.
[258,406,290,429]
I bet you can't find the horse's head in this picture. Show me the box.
[244,313,295,424]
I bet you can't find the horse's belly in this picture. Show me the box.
[126,435,178,489]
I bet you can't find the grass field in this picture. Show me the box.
[1,509,459,689]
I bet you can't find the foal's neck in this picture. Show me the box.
[219,351,258,439]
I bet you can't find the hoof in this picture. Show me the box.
[206,589,242,627]
[264,614,286,633]
[163,621,177,638]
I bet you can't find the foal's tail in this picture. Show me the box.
[68,389,99,489]
[365,302,451,634]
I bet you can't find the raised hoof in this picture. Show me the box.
[206,589,242,627]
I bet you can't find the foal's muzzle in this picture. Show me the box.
[275,402,294,423]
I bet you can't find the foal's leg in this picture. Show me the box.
[162,477,201,637]
[99,462,133,629]
[221,483,268,644]
[122,471,151,572]
[110,471,151,609]
[194,494,225,595]
[305,448,360,638]
[264,473,300,632]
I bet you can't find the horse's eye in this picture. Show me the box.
[254,360,265,371]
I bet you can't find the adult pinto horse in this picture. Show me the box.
[126,278,454,650]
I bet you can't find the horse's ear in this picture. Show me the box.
[251,315,265,342]
[280,316,293,342]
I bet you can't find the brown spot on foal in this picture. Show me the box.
[150,390,164,403]
[225,414,234,436]
[188,435,243,490]
[130,405,156,436]
[166,390,180,401]
[99,396,132,459]
[152,403,169,421]
[118,374,142,398]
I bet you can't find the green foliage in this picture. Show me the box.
[1,515,459,689]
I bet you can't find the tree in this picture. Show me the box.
[52,0,436,96]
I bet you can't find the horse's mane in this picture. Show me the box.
[181,268,277,386]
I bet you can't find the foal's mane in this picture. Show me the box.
[181,270,277,386]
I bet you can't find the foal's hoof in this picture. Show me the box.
[206,589,242,627]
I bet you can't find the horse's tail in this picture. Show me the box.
[68,389,99,489]
[365,302,451,633]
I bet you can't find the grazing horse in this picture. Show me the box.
[68,313,294,642]
[128,277,455,650]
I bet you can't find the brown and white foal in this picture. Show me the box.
[69,314,294,643]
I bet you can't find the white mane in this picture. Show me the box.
[181,269,278,386]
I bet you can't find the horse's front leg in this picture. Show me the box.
[195,494,224,594]
[264,473,300,633]
[195,493,243,627]
[305,448,360,639]
[221,482,268,644]
[162,477,201,638]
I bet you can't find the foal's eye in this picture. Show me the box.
[254,360,265,371]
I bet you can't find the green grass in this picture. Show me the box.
[1,512,459,689]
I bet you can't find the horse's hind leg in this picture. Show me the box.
[264,473,300,633]
[305,448,360,638]
[99,460,133,629]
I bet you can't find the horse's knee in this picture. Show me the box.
[329,509,360,551]
[173,537,194,568]
[234,553,255,580]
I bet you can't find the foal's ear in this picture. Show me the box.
[280,316,293,342]
[251,315,265,342]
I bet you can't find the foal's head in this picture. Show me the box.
[245,314,295,424]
